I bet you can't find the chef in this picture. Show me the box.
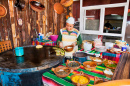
[57,17,82,62]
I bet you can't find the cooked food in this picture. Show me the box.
[56,52,60,56]
[104,68,113,75]
[52,47,58,49]
[93,58,102,62]
[67,47,72,49]
[72,75,89,84]
[106,64,117,67]
[84,62,97,67]
[108,60,114,65]
[53,47,65,56]
[68,62,80,67]
[56,69,70,75]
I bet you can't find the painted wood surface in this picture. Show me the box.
[0,0,69,47]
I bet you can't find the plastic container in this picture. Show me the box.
[121,46,127,51]
[50,35,58,41]
[13,47,24,56]
[105,42,114,49]
[84,42,92,51]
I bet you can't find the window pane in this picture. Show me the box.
[85,9,100,31]
[104,7,124,34]
[83,0,127,7]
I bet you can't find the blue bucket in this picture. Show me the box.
[13,47,24,56]
[16,56,24,64]
[73,52,87,63]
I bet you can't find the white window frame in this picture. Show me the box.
[80,0,129,40]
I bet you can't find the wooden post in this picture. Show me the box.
[9,0,17,48]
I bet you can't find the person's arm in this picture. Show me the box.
[56,32,62,45]
[77,34,82,45]
[72,34,82,47]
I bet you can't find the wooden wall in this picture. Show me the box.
[0,0,68,47]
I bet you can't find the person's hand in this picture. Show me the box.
[59,42,63,48]
[72,42,77,47]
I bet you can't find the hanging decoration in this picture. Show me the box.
[54,3,64,14]
[54,0,73,15]
[0,4,7,18]
[29,0,45,12]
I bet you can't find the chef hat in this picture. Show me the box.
[66,17,75,24]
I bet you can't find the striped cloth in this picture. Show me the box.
[42,63,111,86]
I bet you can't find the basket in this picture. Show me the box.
[70,71,90,86]
[83,61,97,71]
[61,0,73,7]
[94,77,103,85]
[90,57,103,65]
[0,4,7,18]
[66,60,81,70]
[103,72,113,78]
[30,0,45,12]
[104,60,117,70]
[64,45,74,52]
[54,3,64,14]
[104,63,116,70]
[51,66,72,78]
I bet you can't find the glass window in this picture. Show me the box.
[84,9,100,31]
[83,0,127,7]
[104,7,124,34]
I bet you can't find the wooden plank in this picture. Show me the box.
[54,12,57,35]
[2,0,9,41]
[24,9,29,45]
[44,0,48,35]
[29,1,34,39]
[1,0,6,41]
[20,10,25,45]
[0,0,3,41]
[43,15,46,36]
[39,0,44,34]
[9,0,17,47]
[49,0,53,32]
[26,0,31,45]
[13,1,20,47]
[17,9,23,46]
[47,0,49,33]
[6,0,13,45]
[57,0,61,35]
